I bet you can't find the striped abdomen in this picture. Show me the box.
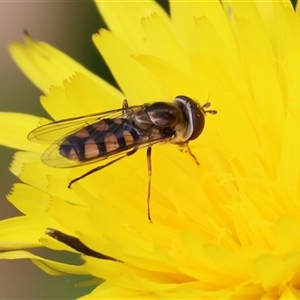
[59,118,140,162]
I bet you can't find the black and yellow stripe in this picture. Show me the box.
[59,118,140,162]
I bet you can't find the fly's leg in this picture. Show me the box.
[122,99,129,116]
[146,146,152,223]
[68,148,138,188]
[186,144,200,166]
[201,101,217,115]
[178,144,200,166]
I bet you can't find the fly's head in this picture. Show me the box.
[173,95,217,143]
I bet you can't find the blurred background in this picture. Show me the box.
[0,1,168,298]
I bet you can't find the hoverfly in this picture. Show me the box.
[28,95,216,221]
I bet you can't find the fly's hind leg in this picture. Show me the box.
[146,146,153,223]
[68,148,138,188]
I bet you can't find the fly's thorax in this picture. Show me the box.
[133,101,191,143]
[133,104,153,130]
[133,102,182,133]
[145,102,184,129]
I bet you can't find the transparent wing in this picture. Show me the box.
[28,106,141,143]
[28,105,170,168]
[41,132,166,168]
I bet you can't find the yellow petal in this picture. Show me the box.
[276,217,300,253]
[279,286,300,300]
[254,1,291,62]
[95,0,170,52]
[41,72,123,120]
[133,55,206,99]
[0,113,44,151]
[0,250,86,275]
[193,15,238,65]
[46,195,91,234]
[93,29,166,104]
[141,13,190,74]
[277,111,300,193]
[230,17,284,130]
[10,151,55,181]
[170,0,237,58]
[0,216,45,250]
[84,256,177,291]
[7,183,51,217]
[255,254,286,291]
[9,32,121,97]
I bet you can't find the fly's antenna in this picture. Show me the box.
[201,99,217,115]
[201,96,218,115]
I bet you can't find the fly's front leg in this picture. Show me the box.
[146,146,152,223]
[178,144,200,166]
[186,144,200,166]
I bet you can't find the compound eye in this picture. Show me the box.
[174,96,217,141]
[188,104,205,141]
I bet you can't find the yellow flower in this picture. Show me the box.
[1,0,300,298]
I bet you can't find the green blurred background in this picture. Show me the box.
[0,0,296,298]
